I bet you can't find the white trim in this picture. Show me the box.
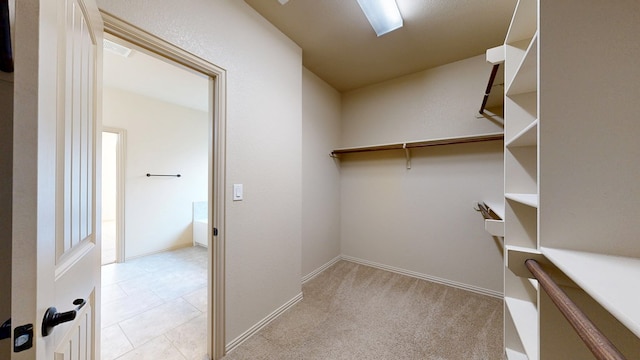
[55,240,95,280]
[123,243,193,261]
[225,292,303,354]
[341,255,503,299]
[301,255,342,284]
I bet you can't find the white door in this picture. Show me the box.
[12,0,103,359]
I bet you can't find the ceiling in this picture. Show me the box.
[244,0,516,92]
[103,36,209,112]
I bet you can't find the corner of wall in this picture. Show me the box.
[301,67,342,278]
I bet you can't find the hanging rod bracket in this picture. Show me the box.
[479,63,500,114]
[403,143,411,169]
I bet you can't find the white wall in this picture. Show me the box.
[340,55,505,295]
[102,87,208,258]
[301,68,341,278]
[97,0,303,343]
[342,55,503,146]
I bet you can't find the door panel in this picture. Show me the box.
[58,0,96,257]
[12,0,102,358]
[53,300,93,360]
[53,0,101,357]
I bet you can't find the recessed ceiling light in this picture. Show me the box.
[356,0,404,37]
[278,0,289,4]
[104,39,132,57]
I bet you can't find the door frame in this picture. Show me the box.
[100,12,227,359]
[101,127,125,264]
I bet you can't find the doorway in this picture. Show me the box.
[101,131,118,265]
[101,35,209,358]
[102,13,227,360]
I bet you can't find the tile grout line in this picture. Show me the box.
[102,247,208,359]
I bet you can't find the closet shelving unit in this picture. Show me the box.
[503,1,539,356]
[502,1,640,359]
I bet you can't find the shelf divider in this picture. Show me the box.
[507,33,538,96]
[506,119,538,148]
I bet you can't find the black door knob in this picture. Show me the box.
[42,299,86,336]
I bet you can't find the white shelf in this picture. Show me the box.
[485,219,505,237]
[541,247,640,338]
[482,201,505,236]
[507,33,538,96]
[505,193,538,208]
[505,297,539,360]
[506,119,538,148]
[484,200,505,219]
[506,348,529,360]
[504,92,537,142]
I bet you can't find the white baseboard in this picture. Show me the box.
[301,255,342,284]
[341,255,503,299]
[225,292,303,354]
[124,243,193,261]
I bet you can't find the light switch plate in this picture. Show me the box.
[233,184,243,201]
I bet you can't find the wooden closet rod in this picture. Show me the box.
[330,133,503,157]
[479,64,500,114]
[475,202,501,220]
[525,259,626,360]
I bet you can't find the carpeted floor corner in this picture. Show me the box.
[222,260,503,359]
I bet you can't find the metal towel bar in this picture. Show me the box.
[146,173,181,178]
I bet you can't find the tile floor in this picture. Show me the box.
[101,246,209,360]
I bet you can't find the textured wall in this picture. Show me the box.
[301,68,341,278]
[97,0,303,343]
[340,55,504,295]
[341,55,503,146]
[102,87,208,258]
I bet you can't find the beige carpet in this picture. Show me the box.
[223,260,503,360]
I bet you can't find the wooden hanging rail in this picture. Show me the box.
[330,132,504,157]
[475,202,501,220]
[479,64,500,114]
[525,259,627,360]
